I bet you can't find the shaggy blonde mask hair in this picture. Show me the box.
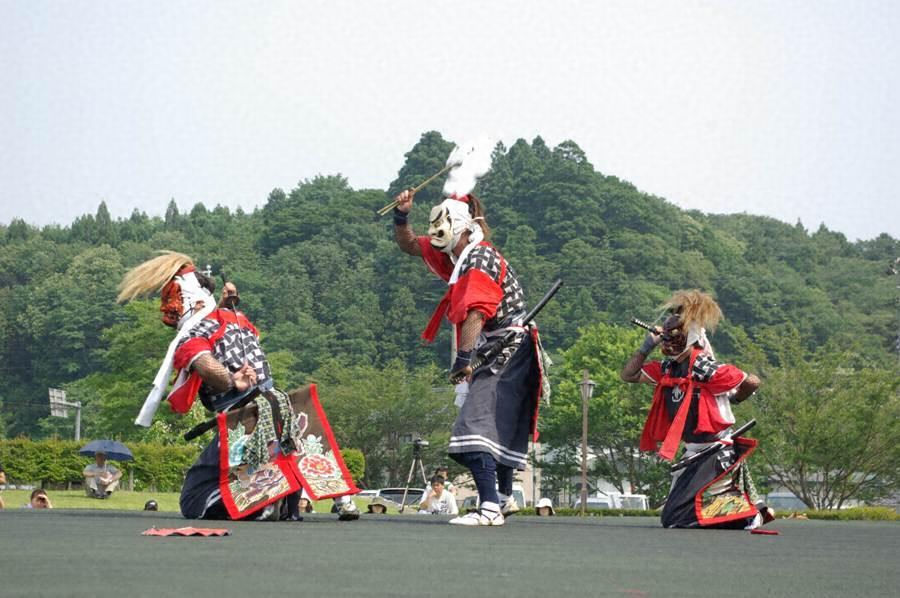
[117,251,194,304]
[661,289,723,333]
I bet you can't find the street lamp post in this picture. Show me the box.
[579,369,595,516]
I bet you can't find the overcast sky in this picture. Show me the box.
[1,1,898,241]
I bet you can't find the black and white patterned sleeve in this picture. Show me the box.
[459,245,503,282]
[691,355,721,383]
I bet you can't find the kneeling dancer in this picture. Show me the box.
[620,290,773,529]
[392,190,549,526]
[118,252,359,521]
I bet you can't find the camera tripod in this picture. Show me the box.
[399,441,429,513]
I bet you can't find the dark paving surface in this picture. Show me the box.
[1,510,898,597]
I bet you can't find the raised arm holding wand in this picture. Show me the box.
[390,154,552,526]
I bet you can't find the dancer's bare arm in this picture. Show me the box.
[393,189,421,256]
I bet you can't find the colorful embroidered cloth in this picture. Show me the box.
[217,384,358,519]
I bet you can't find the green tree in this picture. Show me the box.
[311,359,455,488]
[58,301,208,442]
[541,323,670,506]
[387,131,455,208]
[748,338,900,509]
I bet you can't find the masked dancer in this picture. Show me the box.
[118,252,359,521]
[620,289,774,529]
[392,190,549,526]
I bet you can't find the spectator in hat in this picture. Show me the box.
[367,497,389,514]
[83,451,122,499]
[535,498,555,516]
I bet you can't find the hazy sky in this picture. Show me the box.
[2,1,898,241]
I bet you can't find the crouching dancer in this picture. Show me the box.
[118,252,359,521]
[620,290,774,529]
[392,190,550,526]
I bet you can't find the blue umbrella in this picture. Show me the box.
[79,439,133,462]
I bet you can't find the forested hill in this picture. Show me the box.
[1,131,897,438]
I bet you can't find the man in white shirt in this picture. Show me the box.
[83,452,122,499]
[418,476,459,515]
[434,466,456,495]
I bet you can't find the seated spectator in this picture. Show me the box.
[367,497,389,514]
[535,497,555,516]
[83,452,122,499]
[433,466,455,494]
[26,489,53,509]
[299,498,315,514]
[418,476,459,515]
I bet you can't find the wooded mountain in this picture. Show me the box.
[1,131,897,442]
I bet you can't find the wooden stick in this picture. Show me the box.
[376,161,460,216]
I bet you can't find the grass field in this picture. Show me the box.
[1,509,898,597]
[1,489,388,514]
[2,490,183,511]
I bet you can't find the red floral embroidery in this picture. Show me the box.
[299,454,336,477]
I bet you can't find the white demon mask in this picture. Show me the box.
[428,197,483,254]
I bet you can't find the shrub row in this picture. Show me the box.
[0,438,200,492]
[516,506,898,521]
[800,507,899,521]
[0,439,365,493]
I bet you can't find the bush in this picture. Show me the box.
[0,439,369,493]
[340,448,365,484]
[800,507,899,521]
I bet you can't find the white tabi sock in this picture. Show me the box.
[481,501,500,513]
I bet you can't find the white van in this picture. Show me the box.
[571,491,649,510]
[512,482,527,508]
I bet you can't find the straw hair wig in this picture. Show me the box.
[661,289,723,332]
[117,251,194,304]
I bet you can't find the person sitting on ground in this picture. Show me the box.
[367,497,389,515]
[418,476,460,515]
[25,489,53,509]
[535,497,555,517]
[299,496,315,513]
[433,466,455,494]
[83,452,122,499]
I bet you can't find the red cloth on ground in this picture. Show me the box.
[142,527,230,537]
